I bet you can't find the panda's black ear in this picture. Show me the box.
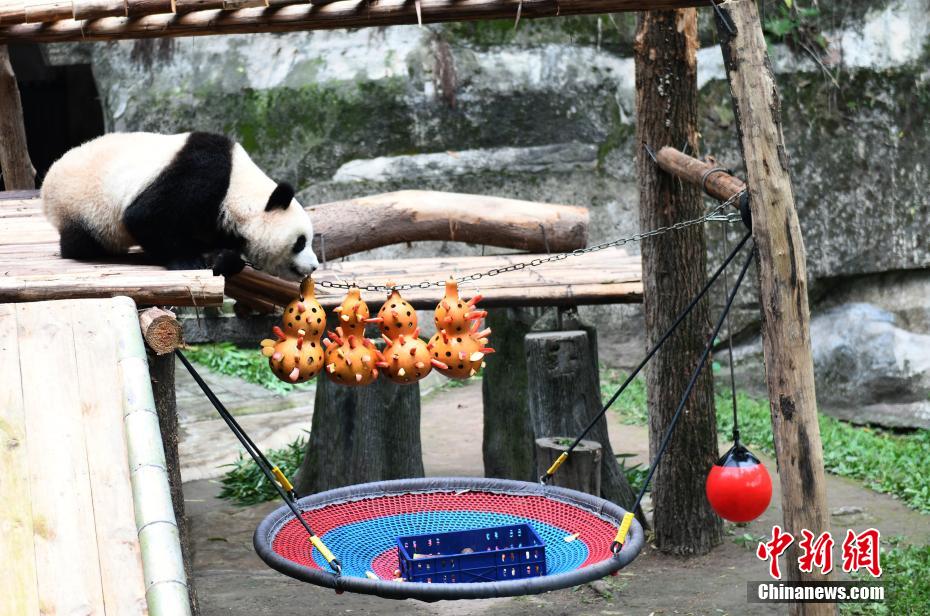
[266,182,295,211]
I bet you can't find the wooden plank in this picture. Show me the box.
[70,301,149,614]
[0,0,705,43]
[16,300,106,615]
[0,272,225,306]
[0,304,40,616]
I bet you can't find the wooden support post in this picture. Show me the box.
[0,45,35,190]
[140,309,199,615]
[634,7,722,555]
[525,331,638,513]
[295,325,424,495]
[713,1,833,611]
[481,307,539,482]
[535,437,602,496]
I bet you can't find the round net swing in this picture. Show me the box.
[253,477,644,601]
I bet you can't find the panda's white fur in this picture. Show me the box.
[41,131,319,280]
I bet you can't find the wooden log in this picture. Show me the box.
[295,335,424,495]
[634,8,721,555]
[0,45,34,190]
[535,437,601,496]
[72,0,129,20]
[714,1,833,610]
[524,331,638,514]
[125,0,175,17]
[481,307,540,482]
[138,307,183,355]
[0,0,705,43]
[23,0,72,23]
[655,146,746,202]
[0,4,27,24]
[309,191,588,260]
[146,348,199,614]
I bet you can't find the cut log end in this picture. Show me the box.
[138,307,183,355]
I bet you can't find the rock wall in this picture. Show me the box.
[42,0,930,423]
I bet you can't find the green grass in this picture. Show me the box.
[841,541,930,615]
[217,432,308,505]
[600,368,930,514]
[185,342,313,395]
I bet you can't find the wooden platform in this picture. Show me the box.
[0,193,225,306]
[290,248,641,309]
[0,298,186,615]
[1,191,642,308]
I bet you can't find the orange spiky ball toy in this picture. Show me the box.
[427,278,494,379]
[260,278,325,383]
[369,288,441,384]
[322,288,383,386]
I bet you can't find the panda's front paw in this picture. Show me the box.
[212,250,246,277]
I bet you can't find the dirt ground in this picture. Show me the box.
[184,382,930,616]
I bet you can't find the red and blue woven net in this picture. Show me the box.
[255,478,644,600]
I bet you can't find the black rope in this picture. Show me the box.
[720,226,742,446]
[175,349,290,498]
[540,230,753,484]
[616,244,755,552]
[175,350,343,576]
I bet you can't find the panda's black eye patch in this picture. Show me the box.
[292,234,306,254]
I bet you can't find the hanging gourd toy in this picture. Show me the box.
[260,277,325,383]
[322,287,383,386]
[427,278,494,379]
[367,287,441,384]
[705,439,773,523]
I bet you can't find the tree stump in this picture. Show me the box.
[295,370,424,495]
[535,437,602,496]
[481,307,540,481]
[525,331,638,513]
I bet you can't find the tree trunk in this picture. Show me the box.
[0,45,35,190]
[535,437,602,496]
[634,8,722,555]
[295,368,424,495]
[714,2,833,612]
[147,351,199,615]
[481,307,540,481]
[525,331,637,512]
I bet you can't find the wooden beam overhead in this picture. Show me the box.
[0,0,703,44]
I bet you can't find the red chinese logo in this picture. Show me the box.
[756,525,794,579]
[757,526,883,579]
[841,528,882,577]
[798,530,834,574]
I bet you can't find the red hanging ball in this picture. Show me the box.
[705,443,772,523]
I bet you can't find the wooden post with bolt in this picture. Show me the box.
[713,1,834,613]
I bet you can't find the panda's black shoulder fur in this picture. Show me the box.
[123,131,245,267]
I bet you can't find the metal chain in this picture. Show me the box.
[316,191,746,293]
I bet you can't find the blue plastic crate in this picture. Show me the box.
[396,523,547,583]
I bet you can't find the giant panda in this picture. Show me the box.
[41,131,319,280]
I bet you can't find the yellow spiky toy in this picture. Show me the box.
[259,277,325,383]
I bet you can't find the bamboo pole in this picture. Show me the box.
[0,0,703,42]
[713,1,833,612]
[0,45,34,190]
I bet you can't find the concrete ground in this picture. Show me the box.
[180,374,929,616]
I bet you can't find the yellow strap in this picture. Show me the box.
[545,451,569,477]
[271,466,294,493]
[614,512,635,546]
[309,535,337,564]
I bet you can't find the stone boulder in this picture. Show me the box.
[811,303,930,429]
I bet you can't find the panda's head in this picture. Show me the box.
[244,182,320,280]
